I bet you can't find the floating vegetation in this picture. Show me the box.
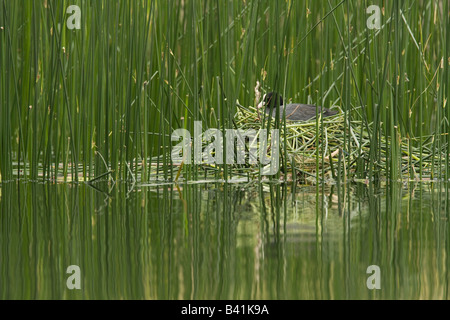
[235,103,449,184]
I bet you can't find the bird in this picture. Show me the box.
[257,92,338,121]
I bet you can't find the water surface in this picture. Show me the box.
[1,181,449,299]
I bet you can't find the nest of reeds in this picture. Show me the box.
[234,100,448,184]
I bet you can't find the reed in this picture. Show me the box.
[0,0,447,185]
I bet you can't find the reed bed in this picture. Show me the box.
[0,0,449,186]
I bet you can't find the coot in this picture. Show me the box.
[257,92,338,121]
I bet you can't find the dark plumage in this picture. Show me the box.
[257,92,338,121]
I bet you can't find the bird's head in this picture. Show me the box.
[257,92,284,111]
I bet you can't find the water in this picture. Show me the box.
[0,181,449,299]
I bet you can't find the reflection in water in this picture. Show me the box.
[0,181,449,299]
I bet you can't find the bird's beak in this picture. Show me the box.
[257,101,263,109]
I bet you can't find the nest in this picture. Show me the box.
[234,103,448,184]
